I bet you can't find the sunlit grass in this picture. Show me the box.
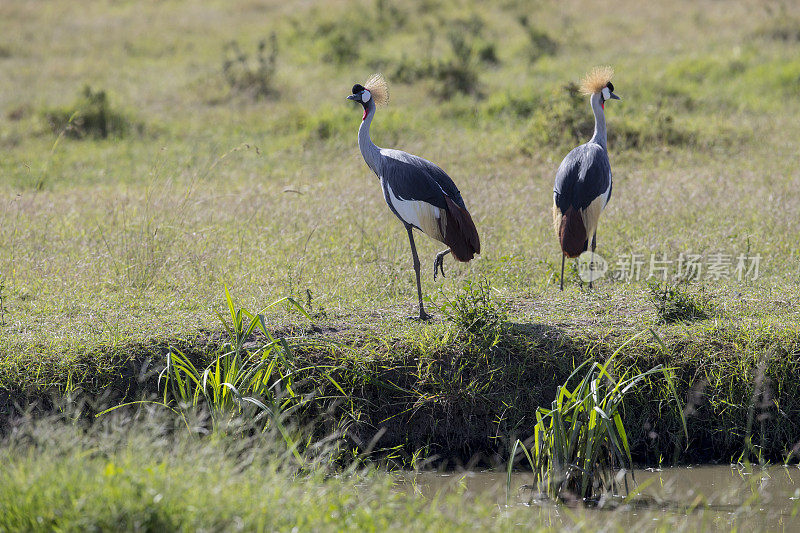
[0,0,800,469]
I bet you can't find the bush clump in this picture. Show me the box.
[648,279,713,323]
[753,14,800,43]
[42,86,139,139]
[612,105,696,150]
[518,15,558,63]
[317,20,363,65]
[440,278,507,345]
[222,34,278,99]
[306,0,407,65]
[392,30,482,99]
[521,83,699,155]
[521,82,591,155]
[291,105,352,142]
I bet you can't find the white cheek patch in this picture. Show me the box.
[601,87,611,100]
[362,90,371,103]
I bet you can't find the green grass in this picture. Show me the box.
[0,415,520,532]
[510,332,685,502]
[1,0,800,470]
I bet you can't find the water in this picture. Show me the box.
[397,466,800,531]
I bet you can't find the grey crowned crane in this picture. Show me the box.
[552,66,620,290]
[347,74,480,320]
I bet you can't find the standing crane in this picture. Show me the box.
[552,66,620,290]
[347,74,480,320]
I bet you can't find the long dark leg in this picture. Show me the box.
[589,233,597,289]
[560,254,565,291]
[407,226,431,320]
[433,249,451,281]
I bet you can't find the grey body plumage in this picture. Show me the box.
[554,142,612,214]
[552,71,620,290]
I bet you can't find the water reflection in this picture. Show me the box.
[397,465,800,530]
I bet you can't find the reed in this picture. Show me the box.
[509,331,687,502]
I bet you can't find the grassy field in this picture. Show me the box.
[2,0,800,515]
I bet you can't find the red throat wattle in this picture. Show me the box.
[362,107,369,121]
[601,101,604,110]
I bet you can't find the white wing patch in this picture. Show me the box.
[386,184,445,241]
[602,179,612,208]
[380,149,414,164]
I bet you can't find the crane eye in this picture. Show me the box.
[601,87,611,100]
[362,90,371,103]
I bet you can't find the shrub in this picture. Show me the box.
[222,34,278,99]
[440,278,507,346]
[391,30,482,99]
[476,39,499,65]
[311,0,408,65]
[481,88,540,118]
[647,279,713,323]
[753,14,800,42]
[518,15,558,63]
[292,105,352,142]
[42,86,138,139]
[319,23,362,65]
[375,0,408,28]
[434,31,480,97]
[521,83,699,154]
[522,82,591,155]
[612,105,695,150]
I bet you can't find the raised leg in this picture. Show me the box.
[407,226,431,320]
[433,249,451,281]
[560,254,565,291]
[589,233,597,289]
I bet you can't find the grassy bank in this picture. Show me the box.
[3,285,799,466]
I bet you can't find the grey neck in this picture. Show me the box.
[358,99,382,175]
[589,92,607,149]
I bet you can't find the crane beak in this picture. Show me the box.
[609,92,621,100]
[346,94,359,101]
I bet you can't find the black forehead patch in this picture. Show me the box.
[352,84,365,94]
[607,82,614,92]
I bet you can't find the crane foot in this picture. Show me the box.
[408,309,432,321]
[433,250,449,281]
